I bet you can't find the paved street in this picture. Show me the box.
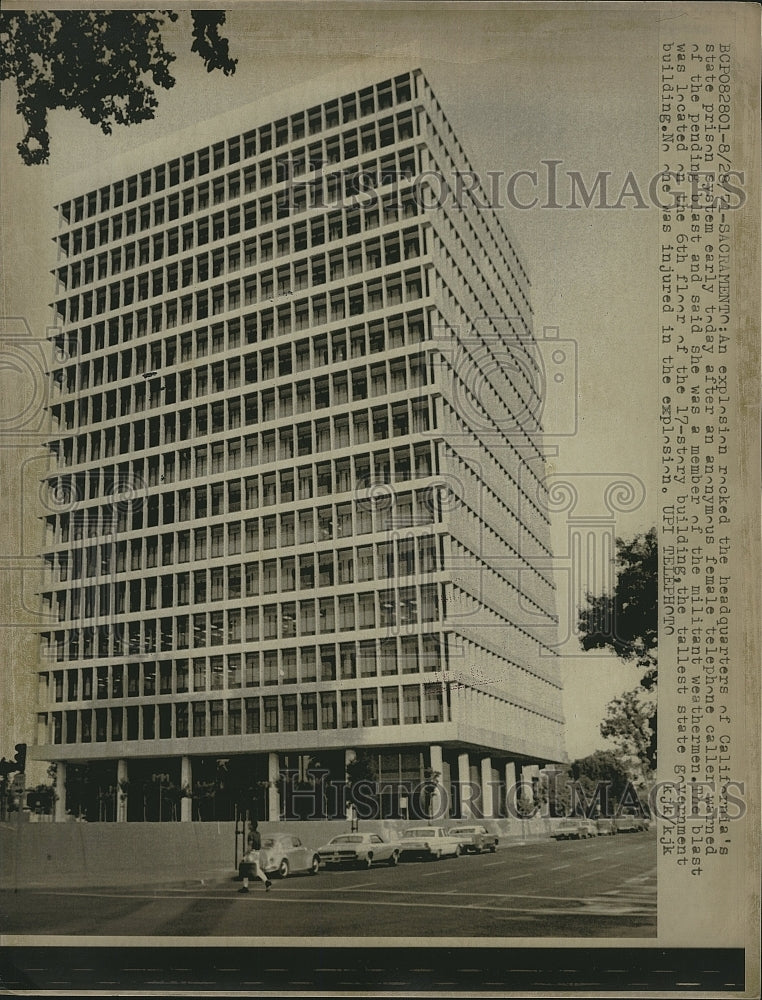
[1,830,655,939]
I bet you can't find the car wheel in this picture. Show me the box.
[278,858,290,879]
[387,850,399,867]
[309,855,319,875]
[489,843,497,853]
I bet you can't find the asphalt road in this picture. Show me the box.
[1,830,656,939]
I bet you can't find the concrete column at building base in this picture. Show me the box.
[428,744,445,820]
[116,759,128,823]
[268,752,281,821]
[504,761,517,817]
[180,756,192,822]
[518,764,540,815]
[480,756,494,819]
[54,760,67,822]
[457,752,471,818]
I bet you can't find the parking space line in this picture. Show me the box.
[549,864,570,871]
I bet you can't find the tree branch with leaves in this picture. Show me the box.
[578,527,658,778]
[0,9,236,165]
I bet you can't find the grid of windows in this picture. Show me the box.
[36,68,566,765]
[46,675,447,745]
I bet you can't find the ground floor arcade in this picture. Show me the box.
[48,745,545,823]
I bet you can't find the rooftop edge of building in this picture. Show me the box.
[51,58,426,207]
[50,58,531,286]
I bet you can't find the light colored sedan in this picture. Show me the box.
[239,833,320,880]
[447,825,499,854]
[552,817,598,840]
[398,826,462,859]
[318,832,401,868]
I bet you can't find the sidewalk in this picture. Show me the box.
[0,866,237,891]
[0,817,552,891]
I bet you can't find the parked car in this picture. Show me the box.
[577,819,599,838]
[615,809,650,833]
[594,816,618,836]
[398,826,462,860]
[317,832,400,868]
[239,833,320,880]
[552,817,598,840]
[447,824,499,854]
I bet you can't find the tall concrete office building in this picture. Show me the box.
[33,68,566,822]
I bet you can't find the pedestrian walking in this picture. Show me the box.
[239,819,272,892]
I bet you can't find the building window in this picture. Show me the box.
[382,688,399,726]
[300,647,317,683]
[192,702,206,737]
[175,703,188,739]
[193,658,207,692]
[263,696,278,733]
[320,692,337,730]
[301,693,317,730]
[341,690,358,729]
[403,685,421,725]
[228,699,242,735]
[424,683,444,723]
[245,698,260,733]
[282,694,297,732]
[361,689,378,726]
[210,700,223,736]
[227,654,242,688]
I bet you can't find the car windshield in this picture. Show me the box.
[260,838,278,848]
[330,836,363,844]
[453,827,476,833]
[404,830,434,838]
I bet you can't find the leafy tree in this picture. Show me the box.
[577,527,658,776]
[63,761,92,819]
[346,751,378,818]
[26,783,56,814]
[578,527,658,689]
[346,750,378,788]
[536,766,569,818]
[515,787,539,819]
[0,10,236,165]
[539,752,632,817]
[600,687,656,778]
[569,750,632,806]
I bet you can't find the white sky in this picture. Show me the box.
[0,5,661,763]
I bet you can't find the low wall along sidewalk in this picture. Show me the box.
[0,815,554,889]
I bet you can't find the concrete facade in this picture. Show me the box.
[32,68,566,821]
